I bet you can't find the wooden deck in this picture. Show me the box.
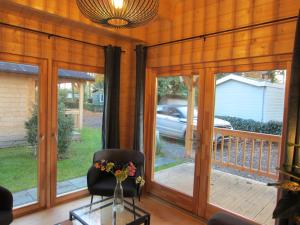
[155,163,277,225]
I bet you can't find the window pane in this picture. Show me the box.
[209,70,286,225]
[56,69,103,196]
[154,75,199,196]
[0,61,39,207]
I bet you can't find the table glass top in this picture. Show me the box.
[70,197,149,225]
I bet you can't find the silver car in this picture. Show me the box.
[156,105,233,140]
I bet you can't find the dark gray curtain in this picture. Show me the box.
[133,45,147,152]
[284,12,300,175]
[277,12,300,225]
[102,45,121,149]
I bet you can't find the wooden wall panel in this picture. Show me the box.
[146,0,300,68]
[147,21,297,68]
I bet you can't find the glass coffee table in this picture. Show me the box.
[69,197,150,225]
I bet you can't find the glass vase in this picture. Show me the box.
[113,179,124,212]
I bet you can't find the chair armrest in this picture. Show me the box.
[0,186,13,210]
[87,166,101,189]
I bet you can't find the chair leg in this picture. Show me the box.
[132,197,136,220]
[90,195,94,204]
[89,195,94,211]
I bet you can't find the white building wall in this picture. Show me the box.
[215,80,264,121]
[263,86,285,122]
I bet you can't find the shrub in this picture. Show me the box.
[25,102,74,159]
[64,101,79,109]
[215,116,282,135]
[84,103,103,112]
[25,105,38,156]
[57,101,74,159]
[156,130,162,155]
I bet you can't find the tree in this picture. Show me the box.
[264,70,278,83]
[157,77,188,102]
[25,101,74,159]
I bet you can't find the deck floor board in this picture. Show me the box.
[155,162,276,225]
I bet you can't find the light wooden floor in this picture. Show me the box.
[12,163,276,225]
[155,163,277,225]
[12,195,206,225]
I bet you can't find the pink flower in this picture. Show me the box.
[128,163,136,176]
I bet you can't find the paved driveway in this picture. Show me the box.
[83,110,103,128]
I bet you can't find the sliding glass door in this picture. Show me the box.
[145,67,287,222]
[53,65,104,198]
[0,59,46,209]
[145,71,203,211]
[154,75,199,195]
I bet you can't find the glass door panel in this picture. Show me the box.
[209,70,286,225]
[153,75,199,196]
[56,68,104,196]
[0,61,41,207]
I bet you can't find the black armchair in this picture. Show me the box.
[87,149,145,206]
[0,186,13,225]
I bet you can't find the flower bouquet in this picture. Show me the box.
[95,160,145,212]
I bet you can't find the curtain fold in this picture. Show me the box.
[278,12,300,225]
[284,14,300,176]
[133,45,147,152]
[102,45,121,149]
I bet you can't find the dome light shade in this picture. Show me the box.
[76,0,159,28]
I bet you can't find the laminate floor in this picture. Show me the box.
[12,195,206,225]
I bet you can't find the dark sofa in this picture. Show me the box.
[0,186,13,225]
[208,212,255,225]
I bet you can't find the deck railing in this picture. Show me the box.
[212,128,281,180]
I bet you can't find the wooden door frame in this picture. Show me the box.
[144,67,205,213]
[144,59,291,222]
[201,61,291,223]
[50,60,104,206]
[0,52,48,217]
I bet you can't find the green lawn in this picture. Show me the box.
[0,127,101,193]
[0,127,187,193]
[155,160,186,172]
[0,146,38,193]
[57,127,101,182]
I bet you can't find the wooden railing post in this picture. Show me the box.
[258,140,263,171]
[228,136,232,163]
[250,139,255,171]
[242,138,247,167]
[235,137,239,165]
[220,135,224,162]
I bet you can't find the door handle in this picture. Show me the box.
[39,134,45,142]
[52,133,58,142]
